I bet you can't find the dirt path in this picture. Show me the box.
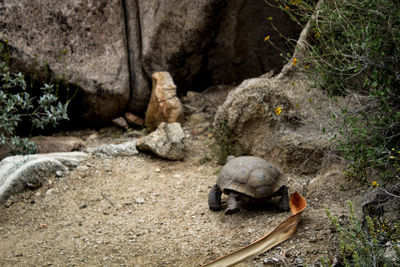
[0,122,368,267]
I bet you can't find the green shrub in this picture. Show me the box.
[326,202,400,266]
[0,40,70,155]
[271,0,400,183]
[267,2,400,264]
[209,122,247,165]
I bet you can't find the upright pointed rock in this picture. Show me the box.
[145,72,184,130]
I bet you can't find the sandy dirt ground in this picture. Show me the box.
[0,120,368,267]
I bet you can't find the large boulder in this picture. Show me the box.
[212,17,338,174]
[0,0,130,124]
[136,0,302,92]
[0,152,88,202]
[213,70,337,174]
[0,0,302,124]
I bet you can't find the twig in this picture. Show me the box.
[377,188,400,199]
[101,191,119,210]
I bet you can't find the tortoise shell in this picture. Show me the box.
[217,156,283,198]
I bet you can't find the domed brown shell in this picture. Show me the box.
[217,156,283,198]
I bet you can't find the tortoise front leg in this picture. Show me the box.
[208,184,223,211]
[225,191,240,215]
[275,185,290,211]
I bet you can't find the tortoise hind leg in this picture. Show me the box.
[225,191,240,215]
[208,184,223,211]
[275,185,290,211]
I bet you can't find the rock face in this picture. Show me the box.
[0,1,302,124]
[136,122,185,160]
[136,0,301,92]
[0,152,88,202]
[0,0,130,124]
[145,72,184,130]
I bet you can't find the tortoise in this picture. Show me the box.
[208,156,290,214]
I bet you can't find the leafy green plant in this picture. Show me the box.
[265,2,400,264]
[270,0,400,184]
[209,122,247,165]
[326,202,400,266]
[0,40,70,155]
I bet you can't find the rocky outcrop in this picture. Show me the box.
[213,69,337,174]
[0,0,130,124]
[0,0,301,125]
[211,15,338,174]
[136,122,185,160]
[145,72,184,130]
[137,0,301,92]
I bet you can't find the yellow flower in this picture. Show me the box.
[304,65,310,69]
[315,32,320,38]
[264,35,270,42]
[275,106,282,116]
[268,17,273,21]
[285,6,290,10]
[372,181,379,187]
[292,57,298,66]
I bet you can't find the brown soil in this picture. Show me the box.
[0,98,368,267]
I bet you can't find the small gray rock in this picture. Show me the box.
[55,170,65,177]
[136,122,185,160]
[112,117,129,130]
[135,198,145,204]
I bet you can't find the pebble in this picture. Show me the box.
[135,198,145,204]
[45,188,55,195]
[86,132,99,141]
[77,165,89,172]
[263,257,280,264]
